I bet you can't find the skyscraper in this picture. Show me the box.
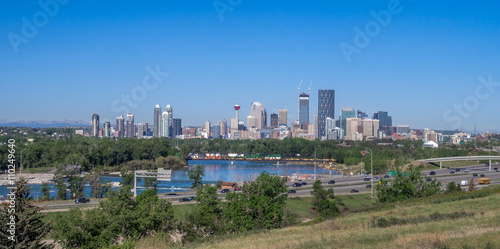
[116,115,124,138]
[205,121,211,138]
[247,115,256,129]
[279,109,288,126]
[103,122,110,137]
[263,108,268,128]
[299,92,310,127]
[317,89,335,139]
[154,104,161,137]
[250,102,265,130]
[92,114,99,137]
[166,105,173,138]
[126,113,134,138]
[161,108,170,137]
[341,107,355,136]
[217,120,227,138]
[270,113,278,128]
[373,111,392,128]
[173,118,182,138]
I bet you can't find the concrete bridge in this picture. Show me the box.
[418,156,500,171]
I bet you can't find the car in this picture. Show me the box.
[464,169,471,172]
[384,175,390,178]
[426,178,432,182]
[288,189,297,194]
[430,171,436,175]
[363,177,371,181]
[373,176,379,180]
[350,189,359,193]
[494,168,498,171]
[455,168,461,172]
[234,186,242,191]
[301,182,307,186]
[450,171,455,174]
[292,182,302,187]
[328,180,336,184]
[179,198,191,202]
[473,173,478,177]
[188,196,195,201]
[221,189,230,193]
[480,174,486,177]
[486,163,490,166]
[75,198,90,204]
[366,184,372,188]
[496,170,499,172]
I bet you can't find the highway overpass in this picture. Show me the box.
[418,156,500,171]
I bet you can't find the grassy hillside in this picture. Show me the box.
[135,188,500,249]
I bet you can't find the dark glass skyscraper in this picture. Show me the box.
[299,92,310,126]
[317,89,335,139]
[173,118,182,138]
[373,111,392,128]
[270,113,279,128]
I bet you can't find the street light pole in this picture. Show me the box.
[365,147,373,198]
[20,148,26,177]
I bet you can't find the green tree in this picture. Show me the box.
[120,165,134,187]
[188,165,205,189]
[53,187,175,248]
[310,180,339,218]
[445,181,462,194]
[223,171,289,232]
[0,178,53,248]
[376,165,441,203]
[41,182,51,201]
[68,174,87,199]
[53,174,67,200]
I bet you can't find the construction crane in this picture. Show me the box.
[308,80,312,96]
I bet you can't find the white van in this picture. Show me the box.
[461,180,469,186]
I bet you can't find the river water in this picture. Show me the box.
[0,160,337,199]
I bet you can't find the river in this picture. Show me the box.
[0,160,338,199]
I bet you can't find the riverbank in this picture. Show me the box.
[0,173,54,186]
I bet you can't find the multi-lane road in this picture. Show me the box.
[38,163,500,210]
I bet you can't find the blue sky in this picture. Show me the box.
[1,0,500,132]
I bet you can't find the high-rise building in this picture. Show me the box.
[103,122,110,137]
[154,104,161,137]
[116,115,124,138]
[161,109,169,137]
[263,108,267,128]
[231,104,240,140]
[250,102,265,130]
[361,119,380,139]
[173,118,182,138]
[166,105,173,138]
[299,92,310,127]
[357,110,368,119]
[346,117,362,141]
[317,89,335,139]
[213,125,221,138]
[126,113,135,138]
[341,107,355,136]
[217,120,227,138]
[396,125,411,134]
[270,113,279,128]
[373,111,392,128]
[92,114,99,137]
[247,115,256,129]
[205,121,211,138]
[279,109,288,126]
[137,123,147,139]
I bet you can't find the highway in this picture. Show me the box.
[37,163,500,210]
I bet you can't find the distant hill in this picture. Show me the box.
[0,120,91,128]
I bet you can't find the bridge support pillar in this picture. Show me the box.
[489,159,492,172]
[440,161,442,169]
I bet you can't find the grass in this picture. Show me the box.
[135,187,500,249]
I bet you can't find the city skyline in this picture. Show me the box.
[1,1,500,132]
